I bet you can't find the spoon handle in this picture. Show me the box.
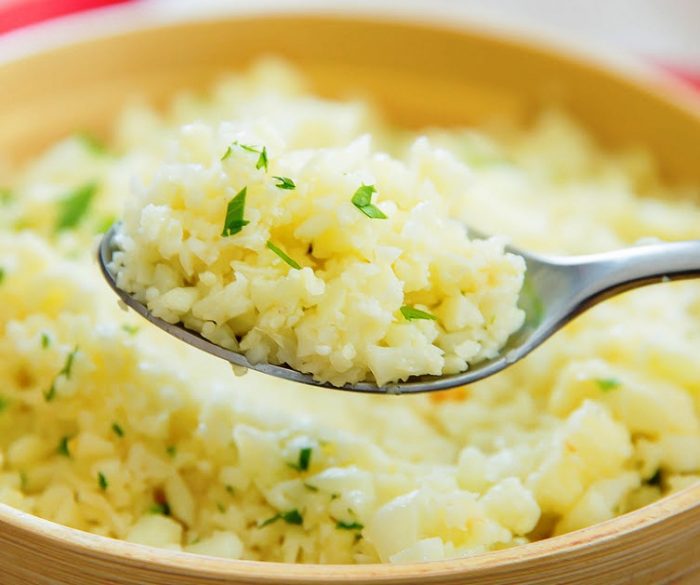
[562,240,700,311]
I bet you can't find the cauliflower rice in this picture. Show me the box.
[110,109,525,386]
[0,60,698,563]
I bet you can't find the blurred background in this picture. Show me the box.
[0,0,698,88]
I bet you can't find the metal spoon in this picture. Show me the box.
[99,225,700,394]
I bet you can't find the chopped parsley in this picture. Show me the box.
[96,216,116,234]
[47,346,79,395]
[149,502,171,516]
[225,485,235,495]
[280,509,304,525]
[62,347,78,377]
[221,187,250,237]
[76,131,106,154]
[237,143,259,154]
[0,188,12,205]
[98,472,108,491]
[266,241,301,270]
[112,422,124,437]
[596,378,621,392]
[217,502,226,513]
[259,509,304,527]
[57,436,71,457]
[256,146,268,171]
[647,469,662,486]
[0,396,8,412]
[221,142,268,171]
[272,176,296,190]
[55,182,98,231]
[44,382,57,402]
[296,447,313,471]
[41,333,51,349]
[303,482,319,492]
[351,184,387,219]
[400,306,437,321]
[0,268,5,285]
[19,471,28,491]
[166,445,177,458]
[258,514,279,528]
[121,324,139,335]
[336,520,364,531]
[221,141,256,160]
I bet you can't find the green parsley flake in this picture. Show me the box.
[44,347,78,402]
[400,306,437,321]
[166,445,177,458]
[237,143,259,154]
[221,142,268,171]
[121,324,139,335]
[149,502,171,516]
[76,131,106,154]
[112,422,124,437]
[297,447,312,471]
[41,333,51,349]
[596,378,621,392]
[19,471,28,491]
[259,514,280,528]
[259,509,304,527]
[60,347,79,379]
[0,188,12,205]
[98,472,108,491]
[225,485,235,495]
[221,187,250,237]
[44,382,57,402]
[57,436,71,457]
[56,183,98,231]
[256,146,268,171]
[336,520,364,531]
[96,216,116,234]
[351,185,387,219]
[303,483,319,492]
[0,396,8,412]
[282,509,303,525]
[647,469,662,486]
[0,268,5,285]
[272,176,296,190]
[217,502,226,513]
[266,241,301,270]
[288,447,312,471]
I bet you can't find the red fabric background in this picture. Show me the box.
[0,0,132,33]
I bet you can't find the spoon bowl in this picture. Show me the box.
[99,224,700,394]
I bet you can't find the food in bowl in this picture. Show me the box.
[0,60,698,564]
[109,94,526,386]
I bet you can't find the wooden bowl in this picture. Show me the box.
[0,5,698,584]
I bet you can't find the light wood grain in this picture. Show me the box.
[0,10,698,585]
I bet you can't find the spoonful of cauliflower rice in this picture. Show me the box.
[99,124,700,393]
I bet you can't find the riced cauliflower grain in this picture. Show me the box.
[111,124,525,386]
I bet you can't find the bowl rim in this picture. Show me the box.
[1,484,698,579]
[0,2,698,579]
